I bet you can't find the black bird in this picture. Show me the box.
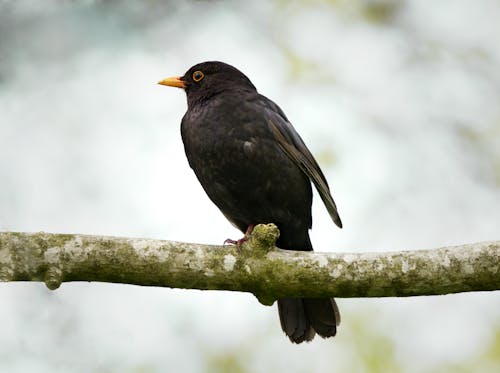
[159,61,342,343]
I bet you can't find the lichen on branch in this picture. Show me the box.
[0,225,499,304]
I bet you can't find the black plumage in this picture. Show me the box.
[159,61,342,343]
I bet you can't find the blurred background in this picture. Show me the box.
[1,0,499,372]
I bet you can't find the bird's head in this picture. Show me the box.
[159,61,256,107]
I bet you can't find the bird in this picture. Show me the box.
[158,61,342,343]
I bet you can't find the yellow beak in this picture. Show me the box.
[158,76,185,88]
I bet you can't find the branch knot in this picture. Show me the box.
[245,223,280,256]
[45,266,63,290]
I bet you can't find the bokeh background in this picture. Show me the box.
[1,1,500,372]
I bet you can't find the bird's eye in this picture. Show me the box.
[192,70,204,82]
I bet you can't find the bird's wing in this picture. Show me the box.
[267,110,343,228]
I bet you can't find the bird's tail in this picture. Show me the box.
[276,229,340,343]
[277,297,340,343]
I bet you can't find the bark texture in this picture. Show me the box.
[1,224,498,305]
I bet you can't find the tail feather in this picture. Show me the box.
[276,229,340,343]
[277,298,315,343]
[278,297,339,343]
[304,298,339,338]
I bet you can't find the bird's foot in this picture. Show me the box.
[224,224,255,251]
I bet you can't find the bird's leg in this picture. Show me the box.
[224,224,255,250]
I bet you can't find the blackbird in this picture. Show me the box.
[159,61,342,343]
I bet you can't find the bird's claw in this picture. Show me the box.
[223,237,248,252]
[223,224,255,251]
[223,238,238,245]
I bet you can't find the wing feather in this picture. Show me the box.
[268,116,342,228]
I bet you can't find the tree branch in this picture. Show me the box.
[1,224,498,305]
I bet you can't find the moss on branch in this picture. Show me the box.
[1,225,499,305]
